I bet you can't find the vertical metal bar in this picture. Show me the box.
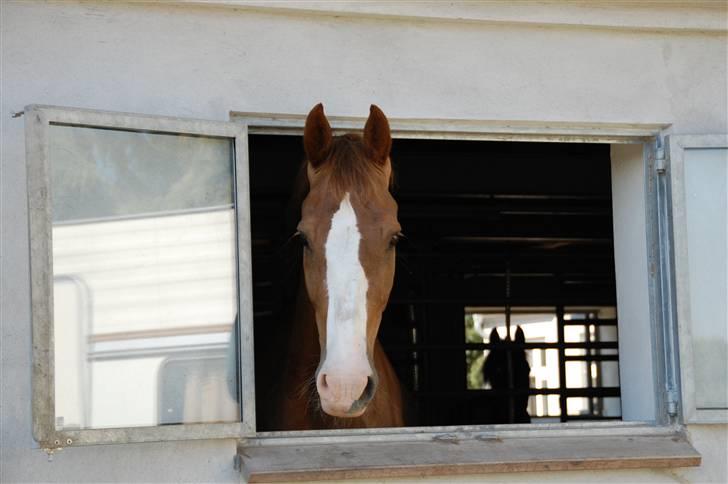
[505,262,512,337]
[587,321,595,416]
[505,261,514,423]
[234,125,257,436]
[25,106,57,448]
[557,304,567,422]
[656,137,681,423]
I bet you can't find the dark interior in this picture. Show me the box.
[249,135,618,430]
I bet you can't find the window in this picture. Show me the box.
[248,135,623,430]
[26,106,255,447]
[669,135,728,424]
[27,106,702,478]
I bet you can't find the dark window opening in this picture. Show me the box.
[249,135,619,430]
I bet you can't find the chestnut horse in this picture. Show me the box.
[275,104,404,430]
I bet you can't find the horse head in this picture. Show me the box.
[482,326,532,423]
[297,103,399,418]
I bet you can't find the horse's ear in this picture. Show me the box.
[489,328,501,343]
[363,104,392,165]
[515,326,525,344]
[304,103,333,168]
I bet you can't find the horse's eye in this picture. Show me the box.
[389,232,404,248]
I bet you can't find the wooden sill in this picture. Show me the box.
[237,433,700,483]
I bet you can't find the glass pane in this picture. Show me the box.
[50,125,240,430]
[684,147,728,409]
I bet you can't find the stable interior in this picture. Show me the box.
[249,135,619,430]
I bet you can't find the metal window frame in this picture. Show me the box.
[25,105,256,450]
[26,105,686,450]
[667,134,728,424]
[230,111,682,444]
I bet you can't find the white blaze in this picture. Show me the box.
[323,192,370,375]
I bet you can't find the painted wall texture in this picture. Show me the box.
[1,1,727,482]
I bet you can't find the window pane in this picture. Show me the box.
[50,125,240,430]
[684,147,728,409]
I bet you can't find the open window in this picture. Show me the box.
[231,113,702,480]
[26,106,703,479]
[249,137,623,429]
[25,105,255,447]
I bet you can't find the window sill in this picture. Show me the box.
[237,431,700,483]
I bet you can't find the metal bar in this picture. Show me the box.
[385,342,619,351]
[562,319,618,326]
[557,304,568,423]
[564,355,619,362]
[414,388,621,397]
[233,111,667,141]
[563,415,623,421]
[387,298,618,306]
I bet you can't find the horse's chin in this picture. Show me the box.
[320,400,367,419]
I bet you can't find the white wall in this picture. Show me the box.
[2,1,727,482]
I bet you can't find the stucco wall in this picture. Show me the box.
[1,1,726,482]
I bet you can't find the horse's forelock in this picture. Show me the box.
[312,134,391,198]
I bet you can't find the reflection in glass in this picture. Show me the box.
[51,125,240,430]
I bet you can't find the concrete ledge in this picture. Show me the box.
[238,433,701,482]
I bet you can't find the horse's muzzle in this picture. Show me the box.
[316,371,377,418]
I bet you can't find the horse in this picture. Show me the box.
[481,326,531,424]
[273,103,404,430]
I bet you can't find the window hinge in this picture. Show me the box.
[656,146,667,174]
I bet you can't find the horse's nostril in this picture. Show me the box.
[318,373,329,390]
[359,376,376,402]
